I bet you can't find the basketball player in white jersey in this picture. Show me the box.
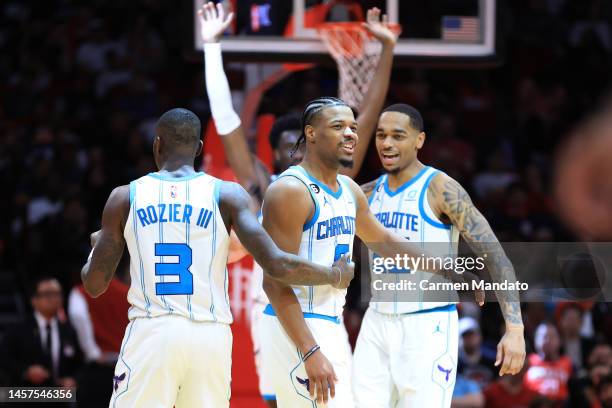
[80,107,355,408]
[352,104,526,407]
[258,97,464,407]
[198,3,398,406]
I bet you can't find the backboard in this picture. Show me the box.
[193,0,497,63]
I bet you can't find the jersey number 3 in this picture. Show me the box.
[334,244,350,262]
[155,243,193,295]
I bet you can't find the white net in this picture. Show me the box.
[318,23,385,109]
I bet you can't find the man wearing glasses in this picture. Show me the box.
[0,276,82,388]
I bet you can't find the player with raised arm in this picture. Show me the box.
[198,2,398,405]
[352,104,526,407]
[200,2,396,201]
[258,96,468,407]
[80,107,354,408]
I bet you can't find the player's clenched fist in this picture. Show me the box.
[304,348,337,405]
[331,253,354,289]
[495,325,526,376]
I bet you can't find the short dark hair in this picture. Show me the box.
[292,97,351,155]
[29,275,60,298]
[269,113,301,150]
[560,302,583,318]
[155,108,201,151]
[382,103,424,132]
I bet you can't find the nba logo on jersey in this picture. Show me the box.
[170,185,177,199]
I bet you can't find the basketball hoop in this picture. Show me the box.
[318,22,401,109]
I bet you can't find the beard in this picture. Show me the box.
[386,165,401,174]
[339,158,354,168]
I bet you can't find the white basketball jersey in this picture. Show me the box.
[124,172,231,323]
[265,166,356,317]
[248,175,279,306]
[368,166,460,314]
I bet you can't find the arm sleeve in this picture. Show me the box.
[204,42,242,135]
[67,288,102,362]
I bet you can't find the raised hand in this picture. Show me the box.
[197,1,234,44]
[331,253,355,289]
[362,7,399,46]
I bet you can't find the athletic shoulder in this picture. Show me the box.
[427,170,477,221]
[338,174,369,208]
[218,180,252,208]
[108,184,130,212]
[428,171,469,199]
[262,175,313,223]
[111,184,130,201]
[264,175,311,203]
[105,185,130,230]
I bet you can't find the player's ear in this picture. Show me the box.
[153,136,161,156]
[416,131,426,150]
[305,125,315,143]
[195,140,203,157]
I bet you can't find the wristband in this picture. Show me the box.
[302,344,320,362]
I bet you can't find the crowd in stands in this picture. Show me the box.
[0,0,610,406]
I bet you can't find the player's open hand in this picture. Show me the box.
[304,349,337,405]
[495,325,526,376]
[198,1,233,44]
[362,7,398,46]
[331,253,354,289]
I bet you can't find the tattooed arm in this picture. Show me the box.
[429,173,526,375]
[81,186,129,297]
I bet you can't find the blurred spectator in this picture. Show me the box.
[484,362,540,408]
[569,0,611,51]
[458,317,497,388]
[420,113,475,182]
[528,397,557,408]
[588,344,612,369]
[76,20,126,73]
[452,374,484,408]
[68,275,130,407]
[557,303,595,371]
[0,277,82,387]
[472,150,517,202]
[522,303,549,349]
[594,374,612,408]
[524,323,572,405]
[568,344,612,408]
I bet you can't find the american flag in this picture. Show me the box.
[442,16,480,42]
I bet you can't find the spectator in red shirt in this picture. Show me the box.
[524,323,572,405]
[484,360,540,408]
